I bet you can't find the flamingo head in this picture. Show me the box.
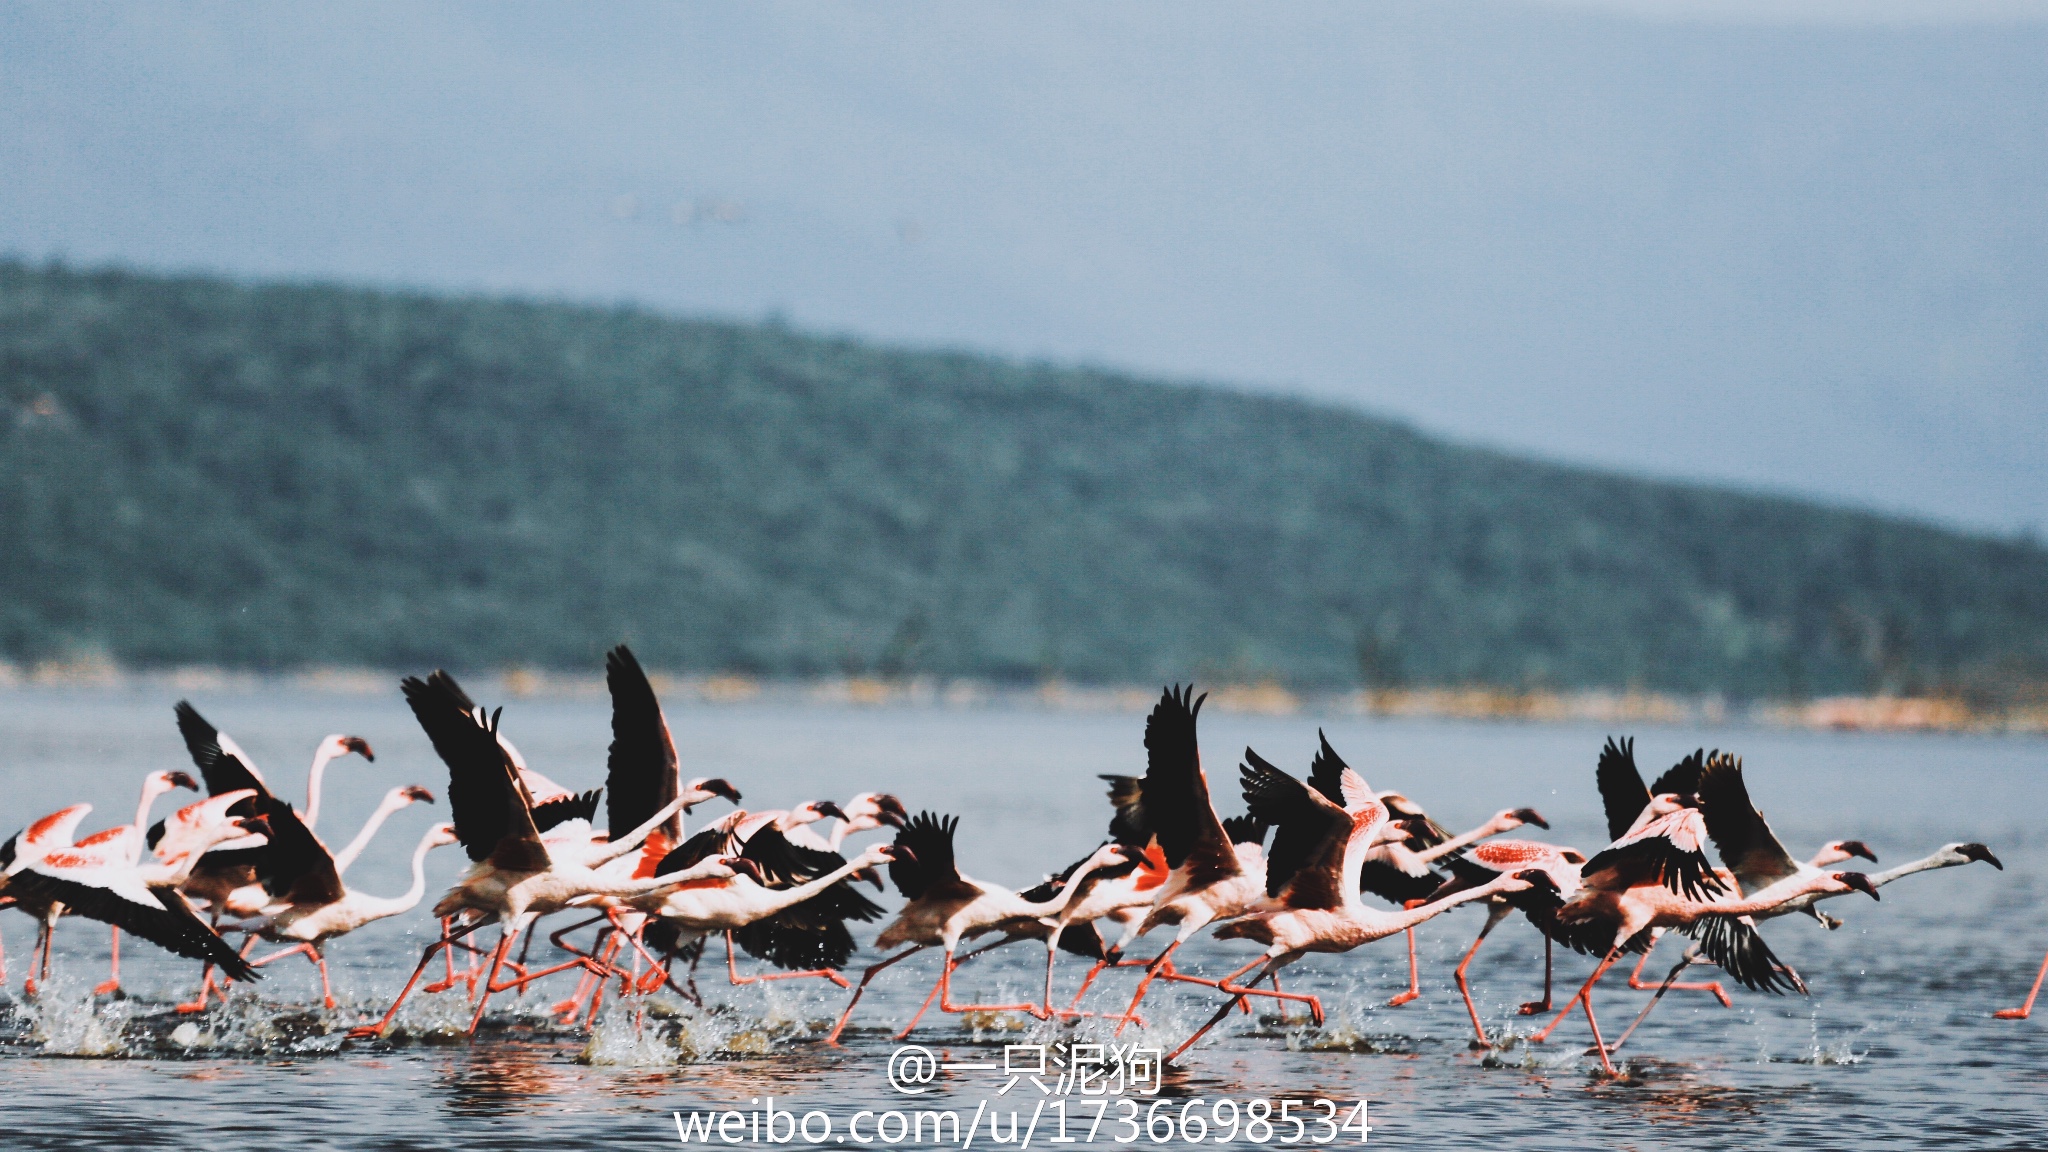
[1094,842,1139,868]
[681,776,742,810]
[1647,791,1694,816]
[424,822,460,849]
[397,784,437,805]
[1369,817,1421,848]
[1509,868,1563,898]
[156,770,201,794]
[839,792,909,831]
[319,734,375,762]
[166,789,260,836]
[1950,842,2003,870]
[1506,807,1550,830]
[1813,839,1877,865]
[726,856,765,884]
[1831,871,1880,900]
[787,800,845,826]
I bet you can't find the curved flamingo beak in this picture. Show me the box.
[813,800,848,822]
[1510,808,1550,830]
[1959,843,2003,870]
[166,771,200,792]
[342,736,374,761]
[703,778,742,804]
[1512,868,1562,896]
[1839,840,1877,862]
[874,794,908,827]
[1835,872,1879,899]
[237,814,273,839]
[729,857,766,883]
[400,785,436,804]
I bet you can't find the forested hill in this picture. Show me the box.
[1,261,2043,696]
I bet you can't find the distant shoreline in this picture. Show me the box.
[2,659,2039,736]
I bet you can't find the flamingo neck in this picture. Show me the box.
[1867,851,1962,888]
[332,794,407,876]
[1371,877,1510,932]
[589,797,688,868]
[303,747,340,830]
[132,778,171,841]
[1015,854,1113,917]
[1702,869,1841,915]
[357,829,439,918]
[1415,814,1511,864]
[751,856,875,916]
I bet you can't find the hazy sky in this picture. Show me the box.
[3,1,2043,534]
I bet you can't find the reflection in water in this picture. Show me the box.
[442,1039,569,1115]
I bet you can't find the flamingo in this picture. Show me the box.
[229,800,461,1009]
[1165,753,1552,1062]
[170,702,355,919]
[1529,788,1876,1075]
[1304,732,1548,1007]
[0,804,95,992]
[3,793,267,993]
[823,812,1135,1044]
[1610,756,1999,1044]
[529,645,746,1018]
[42,769,200,995]
[1419,838,1588,1046]
[622,826,897,1003]
[346,673,729,1039]
[809,792,909,852]
[1109,686,1287,1033]
[1584,737,1739,1005]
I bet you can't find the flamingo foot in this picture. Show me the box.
[1517,999,1551,1015]
[1996,1007,2032,1019]
[1386,990,1419,1007]
[173,999,209,1015]
[93,979,121,997]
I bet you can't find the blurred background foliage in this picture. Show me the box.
[3,261,2043,699]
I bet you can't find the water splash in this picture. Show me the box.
[18,980,135,1057]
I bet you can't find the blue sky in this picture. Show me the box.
[3,1,2043,534]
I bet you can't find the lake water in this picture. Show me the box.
[0,685,2040,1150]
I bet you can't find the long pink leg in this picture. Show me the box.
[466,928,522,1034]
[894,935,1025,1037]
[896,972,945,1038]
[93,927,121,996]
[1626,936,1730,1006]
[1531,946,1622,1045]
[1608,952,1696,1053]
[1518,934,1554,1014]
[1116,940,1184,1036]
[1166,956,1321,1063]
[824,944,927,1045]
[1581,972,1619,1077]
[1453,927,1495,1046]
[1997,947,2048,1019]
[937,947,1051,1020]
[25,916,52,997]
[348,918,486,1039]
[725,930,850,988]
[1386,927,1422,1007]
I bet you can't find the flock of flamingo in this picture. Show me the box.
[0,647,2028,1071]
